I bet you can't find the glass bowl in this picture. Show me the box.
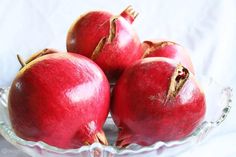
[0,76,232,157]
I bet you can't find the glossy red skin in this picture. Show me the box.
[67,10,143,82]
[111,57,206,147]
[142,40,195,74]
[8,52,110,149]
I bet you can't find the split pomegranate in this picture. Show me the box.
[142,40,195,74]
[8,49,110,149]
[111,57,206,147]
[66,6,143,82]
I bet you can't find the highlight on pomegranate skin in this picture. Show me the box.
[142,40,195,74]
[66,6,143,83]
[8,49,110,149]
[111,57,206,147]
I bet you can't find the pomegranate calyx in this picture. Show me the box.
[120,5,139,24]
[115,127,133,148]
[142,41,176,58]
[25,48,52,64]
[95,131,108,145]
[116,139,130,148]
[17,49,58,70]
[166,64,189,102]
[116,137,129,148]
[17,54,26,68]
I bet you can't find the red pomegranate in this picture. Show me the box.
[111,57,206,147]
[142,40,195,74]
[66,6,143,82]
[8,49,110,149]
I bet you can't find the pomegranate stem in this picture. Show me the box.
[95,131,108,145]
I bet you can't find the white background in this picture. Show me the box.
[0,0,236,156]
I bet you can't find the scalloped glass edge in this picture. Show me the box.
[0,78,233,156]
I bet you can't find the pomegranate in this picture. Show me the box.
[8,49,110,149]
[111,57,206,147]
[66,6,143,82]
[142,40,195,74]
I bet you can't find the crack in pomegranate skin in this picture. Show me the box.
[91,37,107,60]
[90,16,118,60]
[166,64,190,103]
[107,16,118,43]
[142,40,176,58]
[142,40,195,74]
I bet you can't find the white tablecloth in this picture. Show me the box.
[0,0,235,156]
